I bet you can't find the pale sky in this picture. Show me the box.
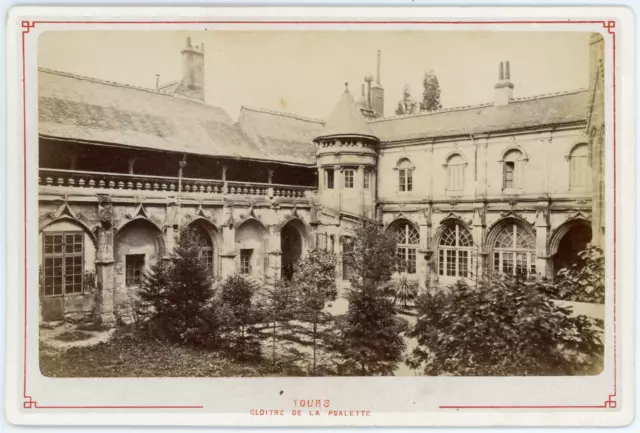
[38,31,591,120]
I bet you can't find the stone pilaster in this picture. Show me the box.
[267,225,283,279]
[472,203,487,278]
[535,202,550,278]
[94,227,115,326]
[219,224,237,278]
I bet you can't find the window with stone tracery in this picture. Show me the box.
[394,222,419,274]
[438,223,474,278]
[492,223,536,277]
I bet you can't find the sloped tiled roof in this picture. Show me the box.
[38,68,290,164]
[369,90,589,142]
[237,106,323,165]
[39,67,590,168]
[318,85,376,139]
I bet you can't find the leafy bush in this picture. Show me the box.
[540,246,605,304]
[407,272,604,376]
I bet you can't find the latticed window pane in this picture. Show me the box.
[125,254,145,286]
[502,252,514,274]
[344,170,354,188]
[440,227,457,246]
[200,249,213,271]
[493,252,500,273]
[504,162,515,189]
[493,223,536,276]
[459,250,469,277]
[439,249,445,276]
[516,229,536,249]
[494,227,515,249]
[240,249,252,275]
[446,250,456,276]
[42,231,84,296]
[399,170,407,192]
[407,249,416,274]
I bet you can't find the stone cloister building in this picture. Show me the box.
[38,34,605,324]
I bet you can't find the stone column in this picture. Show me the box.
[472,204,486,278]
[219,224,237,278]
[222,164,228,195]
[267,168,275,197]
[335,165,343,212]
[358,165,365,217]
[418,223,429,289]
[94,227,116,326]
[535,203,550,278]
[267,225,283,281]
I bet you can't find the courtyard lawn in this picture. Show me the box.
[39,326,265,378]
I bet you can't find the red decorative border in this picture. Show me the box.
[21,19,617,411]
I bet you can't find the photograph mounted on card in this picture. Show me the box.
[4,5,635,427]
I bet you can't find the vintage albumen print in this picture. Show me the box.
[36,29,606,378]
[4,6,635,428]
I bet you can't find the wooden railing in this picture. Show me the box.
[38,168,315,198]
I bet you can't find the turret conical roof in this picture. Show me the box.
[317,84,377,140]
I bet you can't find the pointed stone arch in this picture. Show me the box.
[485,216,535,251]
[432,215,474,249]
[235,217,269,277]
[39,204,98,249]
[280,218,310,280]
[186,217,222,278]
[548,218,592,278]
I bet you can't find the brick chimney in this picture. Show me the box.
[176,37,205,102]
[494,60,514,106]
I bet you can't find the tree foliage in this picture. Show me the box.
[395,84,418,115]
[540,246,605,304]
[292,248,338,374]
[335,222,406,375]
[136,227,219,347]
[420,70,443,112]
[407,272,604,376]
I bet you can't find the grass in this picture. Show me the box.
[54,330,94,342]
[40,326,263,378]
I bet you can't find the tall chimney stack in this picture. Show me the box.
[370,50,385,117]
[494,59,514,106]
[175,37,205,102]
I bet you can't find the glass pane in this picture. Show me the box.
[439,249,444,276]
[459,250,468,277]
[446,250,455,276]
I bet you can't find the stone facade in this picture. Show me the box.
[37,34,604,324]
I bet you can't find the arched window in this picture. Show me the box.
[394,221,419,274]
[492,223,536,277]
[502,149,525,190]
[397,158,414,192]
[445,154,466,192]
[438,223,474,278]
[569,144,590,189]
[191,224,213,273]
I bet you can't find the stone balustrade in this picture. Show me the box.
[39,168,315,199]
